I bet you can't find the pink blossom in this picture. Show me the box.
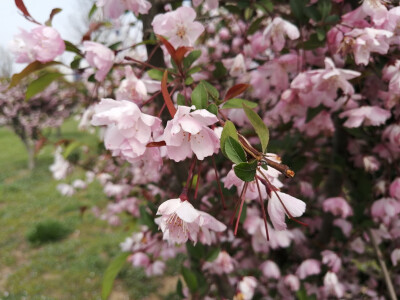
[383,124,400,149]
[350,237,365,254]
[192,0,219,11]
[145,260,165,277]
[268,191,306,231]
[339,106,391,128]
[72,179,87,190]
[390,178,400,200]
[371,198,400,225]
[83,41,115,81]
[300,181,315,198]
[9,26,65,63]
[91,98,161,162]
[391,249,400,266]
[363,155,380,173]
[321,250,342,273]
[260,260,281,279]
[203,251,234,275]
[57,183,75,196]
[163,106,219,162]
[283,274,300,291]
[116,66,148,104]
[228,54,246,77]
[236,276,257,300]
[96,0,151,18]
[345,28,393,65]
[324,272,345,298]
[130,252,150,268]
[296,259,321,279]
[152,7,204,48]
[156,198,226,244]
[263,17,300,51]
[333,219,353,237]
[322,197,353,218]
[49,147,70,180]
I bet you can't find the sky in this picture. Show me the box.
[0,0,93,74]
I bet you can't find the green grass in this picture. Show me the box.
[0,120,166,299]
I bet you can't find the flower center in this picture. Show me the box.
[167,213,189,237]
[176,25,187,39]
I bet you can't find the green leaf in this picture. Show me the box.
[225,137,247,164]
[212,62,227,79]
[88,3,97,19]
[234,160,258,182]
[191,83,208,109]
[70,56,81,69]
[183,50,202,69]
[200,80,219,100]
[301,34,325,50]
[304,6,321,22]
[109,41,122,50]
[187,66,202,76]
[139,205,156,231]
[325,14,340,24]
[248,16,265,35]
[63,141,81,159]
[177,93,186,106]
[64,40,82,56]
[147,69,164,81]
[26,72,63,100]
[220,120,239,157]
[242,104,269,153]
[9,61,61,88]
[290,0,307,22]
[182,267,198,293]
[176,279,185,298]
[185,76,194,85]
[306,104,325,122]
[186,242,205,260]
[206,103,218,116]
[318,0,332,20]
[316,27,325,41]
[206,248,220,262]
[221,98,257,109]
[101,252,130,300]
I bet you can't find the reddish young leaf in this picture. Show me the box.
[157,35,177,62]
[146,141,166,147]
[175,46,193,67]
[45,8,62,26]
[161,70,177,118]
[15,0,39,24]
[224,83,250,101]
[82,22,104,42]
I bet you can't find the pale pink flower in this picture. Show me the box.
[300,181,315,198]
[49,147,70,180]
[96,0,151,18]
[83,41,115,81]
[383,124,400,149]
[390,178,400,200]
[283,274,300,291]
[343,0,388,27]
[296,259,321,279]
[350,237,365,254]
[268,191,306,231]
[263,17,300,51]
[163,106,219,162]
[371,198,400,225]
[363,155,380,173]
[156,198,226,244]
[116,66,148,104]
[192,0,219,11]
[333,219,353,237]
[228,54,246,77]
[339,106,391,128]
[203,251,234,275]
[260,260,281,279]
[236,276,257,300]
[321,250,341,273]
[91,98,162,162]
[57,183,75,196]
[152,7,204,48]
[72,179,87,190]
[130,252,150,268]
[391,249,400,266]
[345,28,393,65]
[322,197,353,218]
[324,272,345,298]
[9,26,65,63]
[145,260,165,277]
[103,182,131,198]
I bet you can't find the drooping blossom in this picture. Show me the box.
[49,147,70,180]
[96,0,151,18]
[163,105,219,162]
[260,260,281,279]
[342,0,388,27]
[83,41,115,81]
[263,17,300,51]
[152,6,204,48]
[296,259,321,279]
[390,178,400,200]
[391,249,400,266]
[371,198,400,225]
[322,197,353,218]
[345,28,393,65]
[339,106,391,128]
[283,274,300,292]
[116,66,148,104]
[235,276,257,300]
[91,98,162,163]
[321,250,342,273]
[156,198,226,244]
[363,155,380,173]
[268,191,306,231]
[202,251,235,275]
[383,124,400,150]
[9,26,65,63]
[324,272,345,298]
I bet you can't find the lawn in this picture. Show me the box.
[0,121,174,300]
